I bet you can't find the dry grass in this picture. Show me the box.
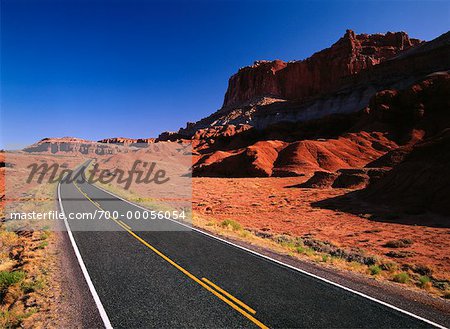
[193,213,450,299]
[0,226,53,328]
[1,152,85,327]
[383,239,414,248]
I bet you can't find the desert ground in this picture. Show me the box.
[1,149,449,328]
[0,152,85,327]
[193,177,450,292]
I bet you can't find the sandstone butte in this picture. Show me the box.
[222,30,421,108]
[21,29,450,216]
[173,29,448,136]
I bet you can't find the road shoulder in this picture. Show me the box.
[194,226,450,328]
[52,229,105,329]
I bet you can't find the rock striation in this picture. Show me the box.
[175,30,449,136]
[23,30,450,219]
[223,30,421,108]
[98,137,155,147]
[192,71,450,179]
[24,137,132,154]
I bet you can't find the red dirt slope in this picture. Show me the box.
[361,129,450,217]
[194,141,286,177]
[272,132,396,176]
[193,132,396,177]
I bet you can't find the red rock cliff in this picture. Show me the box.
[98,137,155,145]
[223,30,421,108]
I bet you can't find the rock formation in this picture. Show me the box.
[173,30,449,136]
[24,137,129,155]
[22,29,450,219]
[98,137,155,147]
[360,129,450,216]
[192,70,450,179]
[223,30,421,108]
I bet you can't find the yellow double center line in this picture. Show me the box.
[72,181,269,329]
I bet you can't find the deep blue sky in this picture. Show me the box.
[1,0,449,149]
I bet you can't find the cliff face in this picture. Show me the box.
[98,137,155,146]
[222,30,421,108]
[24,137,129,155]
[173,30,448,137]
[357,72,450,216]
[192,72,450,182]
[98,137,138,145]
[24,138,102,154]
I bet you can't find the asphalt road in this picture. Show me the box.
[58,165,442,329]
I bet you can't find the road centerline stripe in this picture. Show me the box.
[83,168,448,329]
[201,277,257,315]
[118,220,132,230]
[118,224,269,329]
[71,181,269,329]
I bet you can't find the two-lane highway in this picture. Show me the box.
[58,165,443,328]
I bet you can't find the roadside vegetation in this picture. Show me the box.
[194,215,450,299]
[1,154,86,327]
[0,224,53,328]
[0,183,56,328]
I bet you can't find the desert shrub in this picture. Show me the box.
[296,246,306,253]
[443,292,450,299]
[362,256,377,266]
[220,219,242,231]
[393,272,410,284]
[296,246,314,256]
[321,255,329,262]
[21,278,45,293]
[369,265,382,275]
[36,241,49,249]
[386,251,415,258]
[0,309,37,328]
[433,281,449,291]
[274,234,295,247]
[239,230,250,238]
[413,264,433,276]
[0,271,26,292]
[418,276,431,289]
[303,238,334,253]
[0,231,19,251]
[383,239,413,248]
[255,231,273,239]
[0,310,16,328]
[40,231,50,240]
[380,262,398,272]
[363,229,382,234]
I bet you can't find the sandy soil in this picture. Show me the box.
[192,177,450,281]
[0,152,86,327]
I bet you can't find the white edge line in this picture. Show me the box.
[58,181,113,329]
[91,182,447,329]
